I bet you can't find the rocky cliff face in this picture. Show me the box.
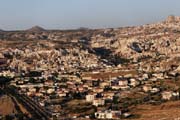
[166,15,180,23]
[0,16,180,72]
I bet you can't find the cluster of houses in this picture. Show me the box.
[0,66,175,119]
[0,43,180,119]
[0,16,180,119]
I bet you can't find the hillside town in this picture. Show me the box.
[0,16,180,120]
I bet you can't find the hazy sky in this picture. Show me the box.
[0,0,180,30]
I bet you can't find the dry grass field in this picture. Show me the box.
[127,101,180,120]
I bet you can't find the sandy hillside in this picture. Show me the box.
[0,95,17,115]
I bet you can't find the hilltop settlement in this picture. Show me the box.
[1,16,180,120]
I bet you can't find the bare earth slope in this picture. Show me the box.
[0,95,17,115]
[128,101,180,120]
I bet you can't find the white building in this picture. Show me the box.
[162,91,173,100]
[143,85,152,92]
[118,79,129,89]
[119,80,128,86]
[93,99,105,106]
[162,91,179,100]
[129,78,139,87]
[86,94,95,102]
[95,110,121,119]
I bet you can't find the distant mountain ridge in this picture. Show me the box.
[1,15,180,32]
[27,26,45,32]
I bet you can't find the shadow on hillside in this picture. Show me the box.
[93,47,130,66]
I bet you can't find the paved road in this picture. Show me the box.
[5,86,52,120]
